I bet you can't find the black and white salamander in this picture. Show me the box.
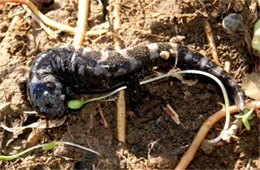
[27,42,245,118]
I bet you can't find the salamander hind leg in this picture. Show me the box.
[125,76,144,117]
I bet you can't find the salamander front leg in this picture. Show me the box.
[126,77,144,117]
[18,77,30,106]
[65,86,75,100]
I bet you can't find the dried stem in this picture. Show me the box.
[25,0,75,34]
[204,20,220,65]
[110,0,126,143]
[1,0,75,33]
[175,101,260,170]
[2,0,107,37]
[112,0,124,50]
[22,5,55,38]
[97,103,109,129]
[113,1,121,32]
[73,0,90,46]
[117,90,126,143]
[86,29,107,37]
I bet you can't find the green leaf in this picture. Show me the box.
[242,117,250,131]
[252,20,260,51]
[98,4,104,10]
[254,20,260,32]
[67,100,84,109]
[42,141,57,151]
[235,108,254,131]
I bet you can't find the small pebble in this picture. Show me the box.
[222,13,245,34]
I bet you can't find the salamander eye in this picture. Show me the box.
[45,82,55,91]
[33,82,56,96]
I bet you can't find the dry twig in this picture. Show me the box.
[110,0,126,143]
[97,103,109,129]
[86,29,107,37]
[73,0,90,46]
[204,20,220,65]
[117,90,126,143]
[112,1,121,32]
[112,0,124,50]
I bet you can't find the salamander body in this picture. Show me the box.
[28,42,245,118]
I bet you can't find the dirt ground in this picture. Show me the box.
[0,0,259,169]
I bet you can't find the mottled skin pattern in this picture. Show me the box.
[28,42,245,118]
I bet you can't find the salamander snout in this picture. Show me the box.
[37,92,66,118]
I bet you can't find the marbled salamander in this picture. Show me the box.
[28,42,245,118]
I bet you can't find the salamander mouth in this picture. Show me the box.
[36,100,66,118]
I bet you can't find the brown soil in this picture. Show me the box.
[0,0,259,169]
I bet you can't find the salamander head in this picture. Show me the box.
[28,77,67,118]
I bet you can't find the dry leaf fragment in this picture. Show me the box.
[26,128,45,147]
[241,72,260,100]
[163,104,181,125]
[170,72,198,86]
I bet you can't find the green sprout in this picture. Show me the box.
[235,108,254,131]
[67,86,126,109]
[68,70,231,134]
[0,140,101,161]
[252,19,260,51]
[0,141,57,161]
